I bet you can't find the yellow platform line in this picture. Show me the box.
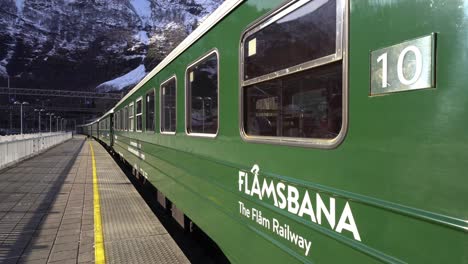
[90,141,106,264]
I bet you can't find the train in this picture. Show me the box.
[80,0,468,263]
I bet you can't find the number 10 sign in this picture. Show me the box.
[370,34,435,95]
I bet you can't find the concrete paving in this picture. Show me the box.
[92,141,189,264]
[0,136,189,264]
[0,137,92,264]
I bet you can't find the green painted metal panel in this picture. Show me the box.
[97,0,468,263]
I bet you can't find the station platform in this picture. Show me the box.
[0,136,190,264]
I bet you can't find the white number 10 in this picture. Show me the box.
[377,45,423,88]
[377,53,388,88]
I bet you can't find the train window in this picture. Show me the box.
[123,107,127,131]
[136,98,143,132]
[116,111,120,130]
[116,111,119,131]
[123,108,127,131]
[241,0,346,147]
[129,103,134,131]
[186,50,219,136]
[120,110,122,130]
[243,0,338,81]
[160,77,176,134]
[245,63,342,139]
[119,110,122,130]
[117,110,120,131]
[146,90,155,131]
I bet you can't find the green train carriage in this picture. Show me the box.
[85,0,467,262]
[98,112,113,147]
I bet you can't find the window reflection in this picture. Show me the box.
[161,78,176,133]
[146,90,155,131]
[244,0,336,80]
[136,100,142,131]
[244,62,342,139]
[187,53,218,134]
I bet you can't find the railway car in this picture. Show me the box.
[98,112,113,148]
[90,122,98,140]
[81,0,467,263]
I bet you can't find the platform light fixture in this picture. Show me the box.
[46,112,54,132]
[34,108,45,133]
[55,116,61,132]
[14,101,29,135]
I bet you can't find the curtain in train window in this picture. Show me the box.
[186,52,218,135]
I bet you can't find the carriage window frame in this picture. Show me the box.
[129,102,134,132]
[116,110,119,131]
[123,106,128,131]
[239,0,348,149]
[160,75,177,135]
[121,109,124,131]
[117,110,121,131]
[118,110,121,131]
[135,97,143,132]
[120,110,123,131]
[123,108,127,131]
[185,49,220,138]
[146,89,155,132]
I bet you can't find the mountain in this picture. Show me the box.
[0,0,223,92]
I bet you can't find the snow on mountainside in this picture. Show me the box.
[96,64,146,92]
[130,0,152,27]
[0,0,223,92]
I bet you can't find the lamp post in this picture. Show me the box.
[14,101,29,135]
[55,116,60,132]
[34,109,45,133]
[46,113,54,132]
